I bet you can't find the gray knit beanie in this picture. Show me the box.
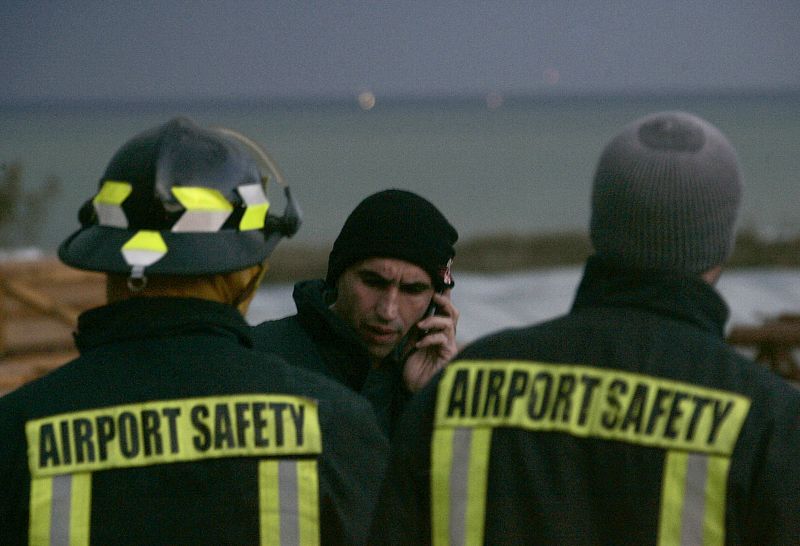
[590,111,742,274]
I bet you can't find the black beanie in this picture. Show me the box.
[326,189,458,291]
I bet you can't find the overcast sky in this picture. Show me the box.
[3,1,799,102]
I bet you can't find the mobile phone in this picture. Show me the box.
[420,289,444,336]
[421,258,452,333]
[424,296,439,319]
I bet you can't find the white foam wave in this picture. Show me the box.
[249,268,800,346]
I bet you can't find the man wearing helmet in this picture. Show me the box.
[252,189,460,437]
[0,117,387,545]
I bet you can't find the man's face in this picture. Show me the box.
[332,257,434,364]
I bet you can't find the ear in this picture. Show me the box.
[701,265,723,285]
[232,261,270,315]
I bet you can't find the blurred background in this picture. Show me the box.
[1,1,799,388]
[2,1,799,260]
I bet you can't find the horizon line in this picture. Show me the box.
[3,87,799,111]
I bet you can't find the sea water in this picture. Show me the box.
[2,93,799,252]
[248,268,800,345]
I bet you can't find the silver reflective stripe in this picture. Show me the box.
[448,428,473,546]
[238,183,268,205]
[171,210,231,232]
[681,453,709,546]
[95,203,128,228]
[50,474,72,546]
[279,460,300,546]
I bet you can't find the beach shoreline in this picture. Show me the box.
[0,250,797,394]
[264,230,800,283]
[3,228,798,284]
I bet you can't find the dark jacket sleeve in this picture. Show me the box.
[743,386,800,545]
[368,379,439,545]
[0,395,33,546]
[317,393,390,546]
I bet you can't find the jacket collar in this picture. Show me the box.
[571,255,730,338]
[293,279,404,373]
[293,280,368,354]
[74,297,254,352]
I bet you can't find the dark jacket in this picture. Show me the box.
[370,257,800,545]
[251,280,411,437]
[0,296,388,546]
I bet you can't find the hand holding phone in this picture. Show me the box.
[403,287,460,392]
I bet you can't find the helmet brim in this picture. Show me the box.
[58,225,272,276]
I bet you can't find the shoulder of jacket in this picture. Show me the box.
[251,314,308,342]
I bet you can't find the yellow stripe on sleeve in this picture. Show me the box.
[296,459,320,546]
[431,428,454,546]
[69,473,91,546]
[702,456,730,546]
[464,428,491,546]
[240,202,269,231]
[259,460,281,545]
[658,450,688,546]
[29,477,53,546]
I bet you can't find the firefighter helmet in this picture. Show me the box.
[58,116,301,280]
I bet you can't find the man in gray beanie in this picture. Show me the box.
[369,112,800,544]
[252,189,460,438]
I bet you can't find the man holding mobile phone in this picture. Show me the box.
[252,189,460,437]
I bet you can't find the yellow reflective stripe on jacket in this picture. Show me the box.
[436,361,750,455]
[26,394,321,477]
[431,427,491,546]
[432,361,751,545]
[29,473,91,546]
[259,459,320,546]
[25,395,322,544]
[295,460,320,545]
[658,451,730,546]
[28,459,322,546]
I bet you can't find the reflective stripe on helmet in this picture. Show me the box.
[237,183,270,231]
[121,230,168,278]
[59,118,300,277]
[170,187,234,232]
[93,180,132,228]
